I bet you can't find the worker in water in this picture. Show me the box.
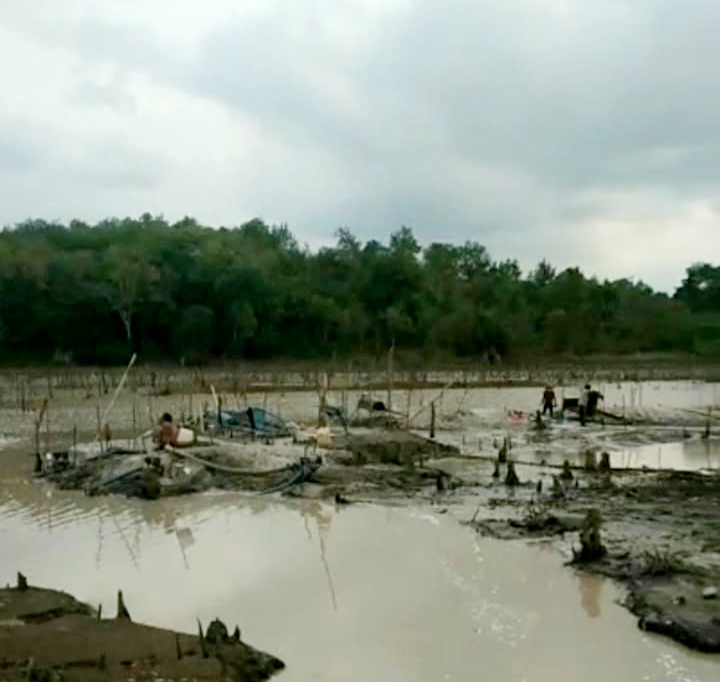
[155,412,179,449]
[541,385,557,417]
[587,388,604,418]
[579,384,591,426]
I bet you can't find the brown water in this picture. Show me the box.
[0,467,718,681]
[500,436,720,472]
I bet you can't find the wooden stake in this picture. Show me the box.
[33,399,48,457]
[116,590,131,620]
[387,342,395,412]
[100,353,137,430]
[408,379,455,426]
[96,403,103,453]
[44,401,50,456]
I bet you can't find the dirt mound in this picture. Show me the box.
[344,431,459,465]
[0,576,284,681]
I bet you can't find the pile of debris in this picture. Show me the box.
[33,398,466,502]
[36,442,322,500]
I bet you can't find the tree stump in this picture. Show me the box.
[584,450,597,471]
[498,442,507,464]
[505,460,519,487]
[599,452,611,472]
[116,590,131,620]
[573,509,606,562]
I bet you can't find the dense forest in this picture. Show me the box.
[0,215,718,366]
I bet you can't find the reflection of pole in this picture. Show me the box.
[176,527,193,570]
[101,353,137,430]
[95,511,104,568]
[578,573,603,619]
[108,507,139,568]
[178,535,189,569]
[317,514,338,613]
[301,503,338,612]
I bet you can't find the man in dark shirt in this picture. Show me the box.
[542,386,557,417]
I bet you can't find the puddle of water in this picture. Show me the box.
[520,438,720,472]
[461,381,720,416]
[0,476,717,681]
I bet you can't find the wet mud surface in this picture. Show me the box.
[464,468,720,652]
[34,430,460,503]
[0,577,284,681]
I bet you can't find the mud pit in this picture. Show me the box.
[0,575,284,681]
[1,376,719,671]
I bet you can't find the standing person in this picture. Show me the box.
[579,384,591,426]
[542,385,557,417]
[587,388,604,418]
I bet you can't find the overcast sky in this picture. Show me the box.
[1,0,718,292]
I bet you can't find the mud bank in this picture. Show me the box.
[35,431,462,503]
[464,468,720,653]
[0,575,284,681]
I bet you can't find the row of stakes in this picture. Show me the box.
[488,436,613,490]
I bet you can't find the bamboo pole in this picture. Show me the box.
[33,399,48,457]
[100,353,137,430]
[407,379,456,426]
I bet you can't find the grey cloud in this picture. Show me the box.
[1,0,719,292]
[178,0,720,192]
[0,135,39,171]
[62,135,169,190]
[70,65,137,113]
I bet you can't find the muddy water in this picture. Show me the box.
[1,381,719,680]
[500,434,720,472]
[445,380,720,415]
[0,461,717,680]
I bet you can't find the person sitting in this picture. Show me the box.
[154,412,179,449]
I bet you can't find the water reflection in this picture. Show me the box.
[300,500,338,612]
[578,573,604,619]
[526,438,720,472]
[176,526,194,569]
[0,480,718,681]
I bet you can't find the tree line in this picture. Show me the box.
[0,215,718,365]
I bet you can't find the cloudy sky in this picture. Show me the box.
[1,0,718,292]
